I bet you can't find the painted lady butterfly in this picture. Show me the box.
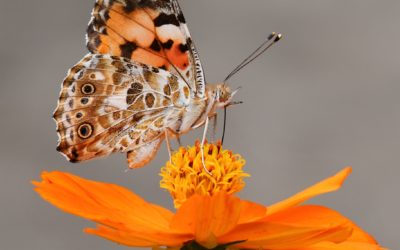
[54,0,280,169]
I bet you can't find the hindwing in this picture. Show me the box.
[53,53,190,165]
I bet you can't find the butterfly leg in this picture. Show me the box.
[201,117,212,175]
[164,130,173,163]
[177,135,182,147]
[211,113,217,143]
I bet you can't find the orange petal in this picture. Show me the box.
[325,216,385,250]
[33,171,187,246]
[171,192,244,249]
[221,205,353,249]
[347,223,378,244]
[267,167,352,216]
[305,214,385,250]
[276,227,386,250]
[85,225,191,247]
[289,242,386,250]
[238,199,267,224]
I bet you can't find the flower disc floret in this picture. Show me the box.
[160,141,249,208]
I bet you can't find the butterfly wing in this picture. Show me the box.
[86,0,206,97]
[126,137,163,169]
[54,53,190,166]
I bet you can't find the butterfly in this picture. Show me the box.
[54,0,281,170]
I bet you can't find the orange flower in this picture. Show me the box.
[33,143,385,250]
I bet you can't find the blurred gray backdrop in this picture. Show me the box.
[1,0,399,249]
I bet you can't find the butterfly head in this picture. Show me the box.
[212,84,240,108]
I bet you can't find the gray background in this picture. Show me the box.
[1,0,399,249]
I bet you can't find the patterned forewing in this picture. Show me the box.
[54,53,190,162]
[86,0,206,97]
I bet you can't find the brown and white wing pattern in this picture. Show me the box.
[86,0,206,97]
[53,53,190,167]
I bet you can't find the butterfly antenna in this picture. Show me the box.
[224,32,282,83]
[221,107,227,145]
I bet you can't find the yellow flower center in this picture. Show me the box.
[160,141,249,208]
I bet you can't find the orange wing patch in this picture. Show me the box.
[88,2,187,72]
[87,0,205,96]
[90,6,168,68]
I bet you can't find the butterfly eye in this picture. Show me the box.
[218,90,226,102]
[81,83,96,95]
